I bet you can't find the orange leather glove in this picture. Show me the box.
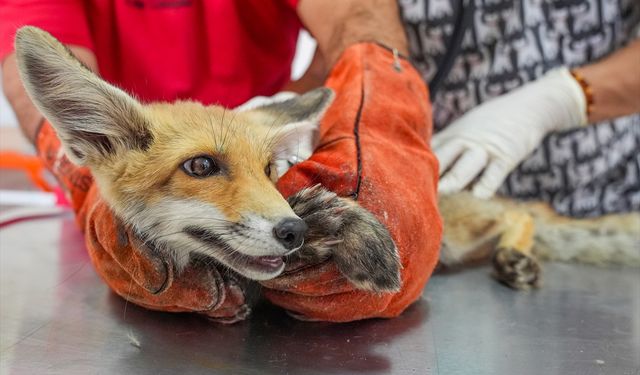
[36,123,249,323]
[261,43,442,322]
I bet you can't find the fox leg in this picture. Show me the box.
[492,210,541,290]
[287,185,401,293]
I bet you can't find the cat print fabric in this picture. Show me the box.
[400,0,640,217]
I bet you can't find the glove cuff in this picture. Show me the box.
[542,67,589,128]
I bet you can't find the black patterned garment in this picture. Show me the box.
[399,0,640,217]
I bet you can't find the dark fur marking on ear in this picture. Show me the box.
[51,93,153,154]
[69,129,113,154]
[259,88,334,124]
[63,112,152,156]
[68,146,85,161]
[354,273,369,282]
[16,27,153,159]
[133,127,153,151]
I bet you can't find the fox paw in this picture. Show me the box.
[288,184,347,262]
[288,185,401,293]
[492,248,541,290]
[335,204,402,293]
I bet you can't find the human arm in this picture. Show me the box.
[283,0,408,94]
[574,39,640,123]
[282,48,327,94]
[435,40,640,198]
[298,0,408,66]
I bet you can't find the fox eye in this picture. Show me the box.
[182,156,221,178]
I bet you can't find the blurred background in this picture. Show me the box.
[0,76,17,128]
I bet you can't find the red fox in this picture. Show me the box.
[14,27,401,293]
[15,27,640,293]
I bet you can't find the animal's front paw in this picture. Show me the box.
[288,184,348,262]
[335,203,402,293]
[492,248,541,290]
[288,185,402,293]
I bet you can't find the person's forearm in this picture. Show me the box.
[297,0,407,70]
[282,48,327,93]
[573,39,640,124]
[2,46,97,143]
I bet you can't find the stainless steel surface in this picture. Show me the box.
[1,213,639,375]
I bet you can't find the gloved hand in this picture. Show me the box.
[433,67,588,198]
[36,121,249,323]
[260,43,442,322]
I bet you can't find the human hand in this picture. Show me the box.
[433,67,588,198]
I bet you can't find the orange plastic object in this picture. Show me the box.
[0,150,53,192]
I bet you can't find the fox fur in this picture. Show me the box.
[15,27,639,293]
[15,26,401,292]
[439,193,640,289]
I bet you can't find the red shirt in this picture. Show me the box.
[0,0,301,107]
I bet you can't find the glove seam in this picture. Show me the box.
[149,258,172,295]
[315,135,355,150]
[352,60,366,201]
[128,229,174,295]
[207,267,226,311]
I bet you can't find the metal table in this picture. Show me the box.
[1,210,639,375]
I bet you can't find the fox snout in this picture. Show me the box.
[273,218,308,251]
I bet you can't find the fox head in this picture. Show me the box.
[15,26,333,280]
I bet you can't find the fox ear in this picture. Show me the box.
[271,120,318,167]
[254,87,334,125]
[247,88,334,175]
[15,26,152,166]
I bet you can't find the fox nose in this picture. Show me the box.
[273,218,307,250]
